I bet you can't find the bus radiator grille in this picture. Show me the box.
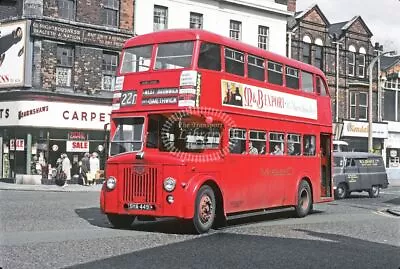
[123,167,158,203]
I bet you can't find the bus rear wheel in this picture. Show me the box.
[193,185,216,234]
[294,180,312,218]
[107,213,136,229]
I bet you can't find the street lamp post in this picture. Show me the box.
[368,50,396,152]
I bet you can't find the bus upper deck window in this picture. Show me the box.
[120,45,152,73]
[301,71,313,93]
[248,55,265,81]
[155,41,194,70]
[316,76,328,96]
[285,66,299,89]
[198,42,221,71]
[267,61,283,86]
[225,48,244,76]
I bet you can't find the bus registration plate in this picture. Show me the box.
[127,203,155,211]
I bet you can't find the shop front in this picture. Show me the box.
[0,100,111,180]
[340,120,388,154]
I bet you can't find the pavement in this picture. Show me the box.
[0,181,102,192]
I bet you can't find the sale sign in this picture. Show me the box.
[66,140,89,152]
[9,139,25,151]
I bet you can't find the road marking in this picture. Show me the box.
[373,210,398,219]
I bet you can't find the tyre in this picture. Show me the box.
[335,183,348,199]
[193,185,216,234]
[368,185,380,198]
[294,180,312,218]
[107,214,135,229]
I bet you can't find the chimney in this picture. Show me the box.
[287,0,296,12]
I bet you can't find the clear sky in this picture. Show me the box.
[296,0,399,52]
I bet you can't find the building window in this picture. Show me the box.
[350,91,367,120]
[258,26,269,50]
[302,43,311,64]
[154,5,168,31]
[190,12,203,29]
[102,52,118,91]
[302,35,311,64]
[383,79,400,122]
[348,45,356,76]
[315,45,323,70]
[102,0,119,27]
[56,46,74,87]
[358,47,366,78]
[229,20,241,41]
[58,0,75,20]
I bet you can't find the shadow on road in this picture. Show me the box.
[65,229,400,269]
[75,207,111,228]
[75,207,325,235]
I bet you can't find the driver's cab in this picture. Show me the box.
[333,140,348,152]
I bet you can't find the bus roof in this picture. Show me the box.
[124,29,325,76]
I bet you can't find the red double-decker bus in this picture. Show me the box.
[100,29,333,233]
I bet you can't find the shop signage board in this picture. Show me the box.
[66,140,89,152]
[0,100,111,130]
[0,20,32,88]
[9,139,25,151]
[342,121,388,139]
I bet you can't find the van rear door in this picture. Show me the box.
[344,158,360,191]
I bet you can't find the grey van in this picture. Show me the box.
[333,152,389,199]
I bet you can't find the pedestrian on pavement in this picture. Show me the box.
[89,152,100,185]
[80,153,90,185]
[61,153,71,187]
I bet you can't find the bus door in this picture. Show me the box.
[320,134,332,197]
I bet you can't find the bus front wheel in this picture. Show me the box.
[294,180,312,218]
[193,185,216,234]
[107,213,136,229]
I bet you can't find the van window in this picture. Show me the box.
[333,157,343,167]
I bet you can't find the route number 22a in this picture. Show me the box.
[120,91,137,107]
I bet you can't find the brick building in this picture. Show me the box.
[381,56,400,177]
[287,4,386,153]
[0,0,134,179]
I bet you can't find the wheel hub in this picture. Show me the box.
[199,195,213,224]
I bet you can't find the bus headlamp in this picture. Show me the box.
[106,176,117,190]
[163,177,176,192]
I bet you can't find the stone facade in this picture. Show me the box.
[288,5,377,124]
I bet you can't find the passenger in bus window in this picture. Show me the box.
[249,141,258,155]
[288,143,296,155]
[259,145,266,155]
[272,144,283,155]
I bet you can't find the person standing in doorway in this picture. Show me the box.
[89,152,100,185]
[80,152,90,185]
[61,153,71,187]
